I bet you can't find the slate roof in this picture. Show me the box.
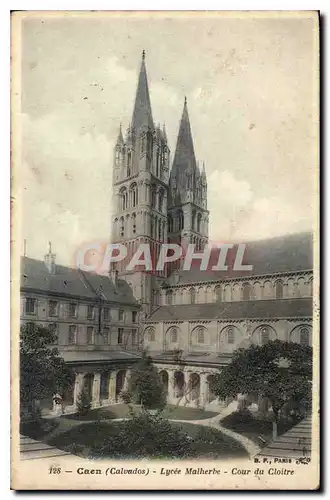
[21,256,138,305]
[166,232,313,285]
[62,349,141,364]
[147,298,313,322]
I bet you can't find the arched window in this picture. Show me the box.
[153,290,160,306]
[215,286,221,303]
[242,283,251,301]
[300,327,310,346]
[151,186,157,208]
[227,326,235,344]
[168,215,173,233]
[197,213,202,233]
[190,288,196,304]
[158,219,162,240]
[166,290,173,305]
[146,327,155,342]
[192,210,196,231]
[261,327,270,345]
[171,327,178,343]
[115,148,120,165]
[275,280,284,299]
[130,183,138,207]
[120,188,128,211]
[197,327,205,344]
[159,190,164,212]
[178,210,184,231]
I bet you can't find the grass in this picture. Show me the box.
[47,420,248,460]
[62,404,218,422]
[221,410,297,447]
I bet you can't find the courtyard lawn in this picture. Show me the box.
[221,411,297,447]
[62,404,218,422]
[48,420,248,460]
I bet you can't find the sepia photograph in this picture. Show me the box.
[11,10,319,490]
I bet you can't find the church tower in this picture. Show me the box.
[167,98,209,258]
[111,51,170,315]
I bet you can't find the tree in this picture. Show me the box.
[127,351,166,410]
[212,340,312,435]
[20,323,74,417]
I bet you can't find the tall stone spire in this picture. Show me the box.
[116,123,124,145]
[131,50,154,132]
[169,97,198,205]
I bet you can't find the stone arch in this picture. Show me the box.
[232,283,240,301]
[251,324,277,345]
[242,282,252,301]
[166,289,173,305]
[214,285,222,303]
[223,284,231,302]
[297,276,307,298]
[159,370,169,395]
[188,373,200,402]
[206,374,217,403]
[83,373,94,399]
[287,278,295,298]
[263,280,273,299]
[205,285,212,303]
[115,370,126,399]
[275,279,284,299]
[308,276,313,297]
[100,371,110,400]
[173,371,185,398]
[197,286,204,304]
[289,324,312,345]
[189,287,196,304]
[197,213,202,233]
[253,281,262,300]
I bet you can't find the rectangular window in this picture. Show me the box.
[25,298,36,315]
[103,307,110,321]
[118,328,124,344]
[119,310,124,322]
[68,325,77,344]
[49,323,58,343]
[87,305,94,320]
[103,327,110,344]
[132,311,137,323]
[131,330,137,345]
[68,303,77,318]
[49,300,58,317]
[87,326,94,344]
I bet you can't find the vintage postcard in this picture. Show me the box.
[11,10,320,490]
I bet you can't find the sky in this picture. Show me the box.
[18,12,318,265]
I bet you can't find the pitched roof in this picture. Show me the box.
[147,298,313,322]
[131,53,154,132]
[166,232,313,285]
[21,257,138,305]
[62,349,141,364]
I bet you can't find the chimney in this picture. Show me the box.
[44,241,56,274]
[109,263,118,287]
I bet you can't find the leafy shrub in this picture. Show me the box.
[76,389,91,416]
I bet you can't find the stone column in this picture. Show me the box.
[73,373,85,408]
[108,371,117,403]
[183,371,190,404]
[167,370,175,404]
[92,372,101,408]
[123,369,131,391]
[199,373,208,408]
